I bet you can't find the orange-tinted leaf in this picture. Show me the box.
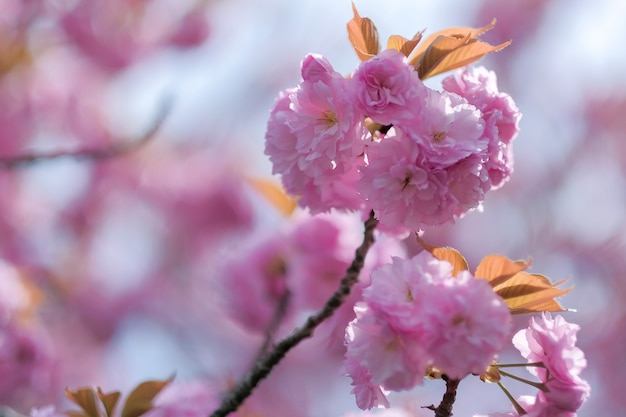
[67,412,89,417]
[409,19,498,65]
[65,388,102,417]
[248,178,297,216]
[97,388,121,417]
[416,235,469,277]
[121,377,174,417]
[408,19,510,79]
[475,254,531,288]
[475,255,572,314]
[419,38,511,79]
[347,2,379,61]
[386,31,423,58]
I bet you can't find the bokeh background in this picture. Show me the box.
[0,0,624,416]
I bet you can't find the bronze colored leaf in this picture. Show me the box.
[475,254,530,288]
[67,412,89,417]
[347,2,380,61]
[475,255,572,314]
[121,377,174,417]
[408,19,510,79]
[419,38,511,79]
[416,235,469,277]
[248,177,297,216]
[386,31,423,58]
[97,388,121,417]
[65,388,102,417]
[409,19,498,64]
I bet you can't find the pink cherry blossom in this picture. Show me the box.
[358,128,455,232]
[345,252,512,408]
[442,66,521,188]
[362,253,451,332]
[345,305,428,392]
[512,313,590,413]
[403,88,487,168]
[350,49,427,126]
[343,356,390,410]
[264,54,366,212]
[425,270,512,379]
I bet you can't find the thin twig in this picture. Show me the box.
[209,211,379,417]
[0,99,172,168]
[254,290,291,364]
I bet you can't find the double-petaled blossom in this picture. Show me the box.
[512,313,590,414]
[350,49,427,126]
[265,50,520,232]
[344,252,512,409]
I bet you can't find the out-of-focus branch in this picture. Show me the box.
[253,289,291,364]
[209,210,379,417]
[425,376,461,417]
[0,99,172,168]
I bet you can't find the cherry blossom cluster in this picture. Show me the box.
[219,211,405,343]
[265,51,520,232]
[343,252,512,409]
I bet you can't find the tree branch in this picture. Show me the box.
[209,210,379,417]
[0,99,172,168]
[425,376,461,417]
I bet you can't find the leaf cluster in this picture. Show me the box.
[64,377,173,417]
[347,2,510,80]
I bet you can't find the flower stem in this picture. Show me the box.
[498,370,548,392]
[492,361,545,368]
[496,381,526,415]
[209,211,379,417]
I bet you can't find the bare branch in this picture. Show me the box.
[0,99,172,168]
[209,211,379,417]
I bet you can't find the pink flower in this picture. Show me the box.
[264,54,366,212]
[220,235,291,332]
[442,66,521,188]
[345,305,428,391]
[350,49,427,126]
[425,270,512,379]
[362,253,451,332]
[288,54,365,177]
[345,252,512,408]
[358,128,455,231]
[403,89,487,168]
[343,356,390,410]
[512,313,590,413]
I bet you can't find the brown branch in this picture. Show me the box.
[425,376,461,417]
[209,210,379,417]
[0,99,172,168]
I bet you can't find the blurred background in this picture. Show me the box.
[0,0,624,416]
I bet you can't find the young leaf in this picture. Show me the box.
[386,31,423,58]
[65,388,102,417]
[121,377,174,417]
[347,2,380,61]
[416,235,469,277]
[408,19,511,79]
[248,177,297,216]
[97,388,121,417]
[409,19,498,64]
[475,255,572,314]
